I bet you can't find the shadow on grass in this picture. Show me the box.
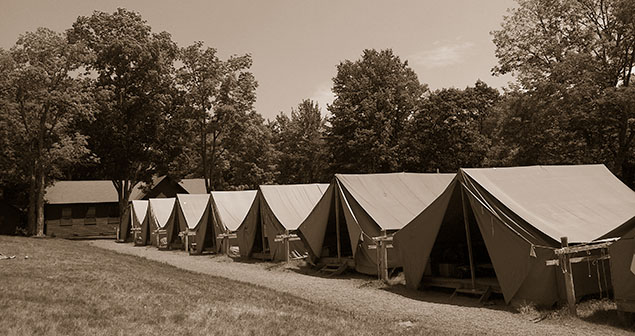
[381,283,515,313]
[578,301,635,332]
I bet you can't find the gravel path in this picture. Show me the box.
[89,240,629,335]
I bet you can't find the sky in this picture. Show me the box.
[0,0,516,120]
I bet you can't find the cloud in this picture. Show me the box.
[310,84,335,116]
[410,42,474,69]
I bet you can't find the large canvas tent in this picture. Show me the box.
[237,184,328,261]
[298,173,455,275]
[130,200,149,245]
[175,194,216,254]
[211,190,258,252]
[394,165,635,305]
[147,198,180,249]
[610,225,635,313]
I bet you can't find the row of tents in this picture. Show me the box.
[118,164,635,313]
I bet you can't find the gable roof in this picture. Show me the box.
[260,184,329,231]
[176,194,211,230]
[462,164,635,242]
[179,179,207,194]
[336,173,456,231]
[45,181,118,204]
[211,190,258,232]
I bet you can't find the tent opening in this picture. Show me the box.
[250,208,268,255]
[422,184,500,294]
[321,193,353,259]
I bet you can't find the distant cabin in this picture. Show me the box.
[44,181,120,239]
[44,177,206,239]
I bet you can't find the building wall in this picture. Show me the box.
[45,202,119,238]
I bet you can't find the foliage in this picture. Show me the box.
[67,8,182,213]
[491,0,635,185]
[327,49,427,173]
[0,28,94,234]
[408,81,501,172]
[176,42,272,190]
[273,99,330,183]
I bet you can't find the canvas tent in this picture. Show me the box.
[129,200,149,245]
[147,198,180,249]
[175,194,216,254]
[298,173,455,275]
[394,165,635,306]
[211,190,258,253]
[610,225,635,313]
[237,184,328,261]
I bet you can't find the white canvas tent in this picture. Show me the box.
[298,173,455,275]
[211,190,258,252]
[237,184,328,261]
[147,198,179,249]
[175,194,216,254]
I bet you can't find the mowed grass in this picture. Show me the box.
[0,236,420,336]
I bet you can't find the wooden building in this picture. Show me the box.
[44,181,119,239]
[0,201,23,235]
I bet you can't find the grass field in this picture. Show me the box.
[0,236,423,336]
[1,236,633,335]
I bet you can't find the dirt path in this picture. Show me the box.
[89,240,629,335]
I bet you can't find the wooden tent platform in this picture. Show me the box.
[421,276,502,293]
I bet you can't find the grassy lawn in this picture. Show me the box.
[0,236,422,336]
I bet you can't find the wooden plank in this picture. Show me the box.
[554,241,613,255]
[335,186,341,261]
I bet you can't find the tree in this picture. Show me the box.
[408,80,501,172]
[176,42,259,191]
[327,49,427,173]
[67,9,181,222]
[491,0,635,184]
[0,28,93,235]
[273,99,329,183]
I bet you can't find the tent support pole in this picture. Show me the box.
[461,186,477,290]
[560,237,577,316]
[335,187,341,262]
[285,230,290,263]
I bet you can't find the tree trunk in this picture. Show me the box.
[35,171,45,237]
[27,169,37,236]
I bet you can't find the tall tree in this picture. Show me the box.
[67,9,181,222]
[327,49,427,173]
[273,99,329,183]
[176,42,258,191]
[408,80,501,172]
[491,0,635,184]
[0,28,93,235]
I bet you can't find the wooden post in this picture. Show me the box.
[461,187,477,290]
[380,232,388,282]
[335,188,341,262]
[184,229,189,254]
[284,230,290,263]
[560,236,577,316]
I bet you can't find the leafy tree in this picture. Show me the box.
[0,28,94,235]
[273,99,329,183]
[327,49,427,173]
[491,0,635,184]
[67,9,181,221]
[176,42,259,191]
[408,80,501,172]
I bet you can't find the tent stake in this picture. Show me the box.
[461,186,477,290]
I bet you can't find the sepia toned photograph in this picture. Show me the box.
[0,0,634,334]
